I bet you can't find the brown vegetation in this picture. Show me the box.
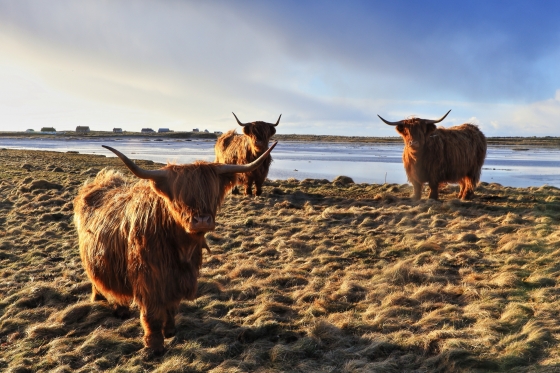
[1,148,560,371]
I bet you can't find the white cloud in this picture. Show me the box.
[510,90,560,135]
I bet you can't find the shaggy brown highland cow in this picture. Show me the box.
[74,143,277,354]
[378,110,486,200]
[214,112,280,196]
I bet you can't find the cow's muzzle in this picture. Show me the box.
[190,214,215,232]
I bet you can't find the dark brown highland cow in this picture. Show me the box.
[214,112,281,196]
[74,143,276,354]
[378,110,486,200]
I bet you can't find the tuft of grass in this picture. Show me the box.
[2,148,560,371]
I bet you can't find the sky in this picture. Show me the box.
[1,0,560,137]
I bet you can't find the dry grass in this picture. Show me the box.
[1,148,560,372]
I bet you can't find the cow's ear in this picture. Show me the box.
[396,124,405,134]
[426,123,436,134]
[150,178,173,201]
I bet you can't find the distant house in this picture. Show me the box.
[204,129,209,133]
[76,126,90,133]
[26,129,35,132]
[40,127,56,133]
[158,128,172,133]
[214,131,223,135]
[192,128,199,132]
[141,128,155,133]
[113,128,123,133]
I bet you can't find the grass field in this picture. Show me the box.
[1,148,560,372]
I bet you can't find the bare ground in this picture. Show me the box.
[1,148,560,372]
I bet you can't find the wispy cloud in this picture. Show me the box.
[0,1,559,135]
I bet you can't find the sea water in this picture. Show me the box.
[1,137,560,188]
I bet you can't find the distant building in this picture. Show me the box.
[141,128,155,133]
[192,128,199,132]
[40,127,56,133]
[26,129,35,132]
[113,128,123,133]
[204,129,209,133]
[214,131,223,135]
[158,128,172,133]
[76,126,90,133]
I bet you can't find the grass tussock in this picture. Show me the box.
[1,148,560,371]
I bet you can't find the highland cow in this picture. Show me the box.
[378,110,486,200]
[73,143,277,354]
[214,112,281,196]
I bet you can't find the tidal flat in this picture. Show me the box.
[1,148,560,372]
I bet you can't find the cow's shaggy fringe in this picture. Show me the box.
[215,121,276,196]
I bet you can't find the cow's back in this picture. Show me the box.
[214,130,257,163]
[409,124,486,184]
[74,169,204,304]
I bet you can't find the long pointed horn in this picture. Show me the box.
[102,145,168,180]
[273,114,282,126]
[232,112,248,127]
[215,141,278,174]
[426,109,451,124]
[377,114,401,126]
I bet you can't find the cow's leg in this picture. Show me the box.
[458,181,466,199]
[462,176,475,200]
[244,179,254,196]
[140,306,165,354]
[428,181,439,200]
[163,303,179,338]
[411,181,423,200]
[91,284,106,302]
[255,176,265,196]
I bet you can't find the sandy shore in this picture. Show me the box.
[1,148,560,372]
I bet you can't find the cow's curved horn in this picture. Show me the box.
[426,110,451,124]
[377,114,401,126]
[232,112,248,127]
[102,145,168,180]
[215,141,278,174]
[273,114,282,126]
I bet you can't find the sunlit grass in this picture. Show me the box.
[1,148,560,371]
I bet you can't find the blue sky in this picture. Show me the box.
[1,1,559,136]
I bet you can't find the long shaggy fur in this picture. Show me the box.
[215,122,275,196]
[74,163,236,353]
[396,120,486,200]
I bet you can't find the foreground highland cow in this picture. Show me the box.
[214,112,280,196]
[74,143,276,354]
[378,110,486,200]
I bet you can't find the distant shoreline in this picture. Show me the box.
[1,131,560,147]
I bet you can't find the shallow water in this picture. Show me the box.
[1,137,560,187]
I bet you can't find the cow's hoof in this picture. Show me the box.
[164,328,176,338]
[141,346,165,360]
[114,305,131,319]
